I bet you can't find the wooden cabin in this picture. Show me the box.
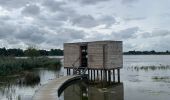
[64,41,123,82]
[64,41,123,69]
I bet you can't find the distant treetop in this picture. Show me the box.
[0,47,63,57]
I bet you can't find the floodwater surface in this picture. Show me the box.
[1,55,170,100]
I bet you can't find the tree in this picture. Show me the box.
[24,46,40,58]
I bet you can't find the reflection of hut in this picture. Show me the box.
[64,82,124,100]
[64,41,123,82]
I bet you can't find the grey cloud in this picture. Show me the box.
[73,0,110,5]
[0,0,34,9]
[42,0,66,12]
[0,15,11,21]
[71,15,117,28]
[15,25,45,44]
[0,22,16,39]
[83,27,139,42]
[4,38,20,45]
[57,29,85,39]
[22,5,40,16]
[124,17,146,21]
[43,28,86,48]
[0,19,86,48]
[152,30,170,37]
[121,0,138,4]
[36,15,64,28]
[0,22,45,46]
[112,27,139,39]
[71,15,98,28]
[99,15,116,27]
[139,30,170,38]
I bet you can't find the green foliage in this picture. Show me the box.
[0,47,63,57]
[49,49,63,56]
[24,46,40,58]
[0,57,61,76]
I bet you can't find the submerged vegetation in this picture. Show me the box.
[127,65,170,71]
[152,76,170,83]
[0,57,61,76]
[124,50,170,55]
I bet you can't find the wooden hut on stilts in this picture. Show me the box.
[64,41,123,83]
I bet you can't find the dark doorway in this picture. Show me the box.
[80,45,88,67]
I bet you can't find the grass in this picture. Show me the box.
[0,57,61,76]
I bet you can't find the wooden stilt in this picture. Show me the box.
[91,69,93,81]
[108,70,111,83]
[69,68,70,75]
[67,69,68,75]
[97,70,99,79]
[104,69,107,82]
[113,69,115,82]
[118,69,120,83]
[94,70,95,81]
[101,69,103,81]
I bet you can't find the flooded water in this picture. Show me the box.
[121,55,170,100]
[63,55,170,100]
[1,55,170,100]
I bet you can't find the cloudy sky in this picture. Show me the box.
[0,0,170,51]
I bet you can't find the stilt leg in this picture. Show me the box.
[101,70,103,81]
[118,69,120,83]
[91,70,93,81]
[108,70,111,83]
[113,69,115,82]
[94,70,95,81]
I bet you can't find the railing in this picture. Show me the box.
[72,57,80,75]
[71,57,88,75]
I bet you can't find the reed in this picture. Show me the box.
[0,57,61,76]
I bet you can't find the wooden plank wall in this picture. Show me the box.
[64,41,123,69]
[64,43,80,68]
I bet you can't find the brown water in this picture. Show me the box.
[1,55,170,100]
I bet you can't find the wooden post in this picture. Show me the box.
[91,69,93,81]
[97,70,99,80]
[118,69,120,83]
[104,69,107,82]
[113,69,115,82]
[88,69,90,79]
[93,70,95,81]
[67,68,70,75]
[108,70,111,83]
[67,68,68,75]
[101,69,103,81]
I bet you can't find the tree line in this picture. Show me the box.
[1,47,170,56]
[0,47,63,57]
[124,50,170,55]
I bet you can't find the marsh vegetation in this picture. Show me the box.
[0,57,61,76]
[127,65,170,71]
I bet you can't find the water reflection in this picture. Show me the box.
[0,68,61,100]
[64,81,124,100]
